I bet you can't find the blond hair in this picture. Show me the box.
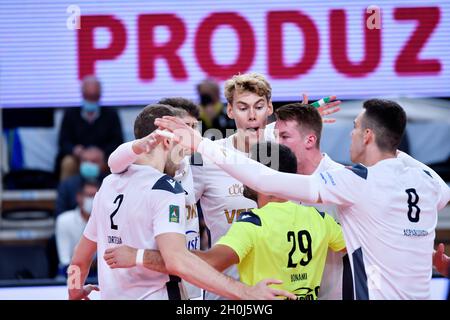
[224,73,272,104]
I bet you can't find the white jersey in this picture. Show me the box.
[309,154,345,300]
[84,164,186,300]
[315,158,442,300]
[174,157,201,299]
[191,134,256,299]
[108,142,201,298]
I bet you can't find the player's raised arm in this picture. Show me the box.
[155,116,321,204]
[108,132,164,174]
[302,94,341,124]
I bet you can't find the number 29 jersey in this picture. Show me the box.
[84,164,186,300]
[216,201,345,300]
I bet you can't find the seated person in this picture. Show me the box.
[56,75,123,181]
[56,180,99,276]
[55,146,106,216]
[103,142,346,300]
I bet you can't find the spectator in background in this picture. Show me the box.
[56,75,123,181]
[196,79,235,139]
[56,180,99,276]
[55,146,106,216]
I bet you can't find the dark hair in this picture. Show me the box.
[134,104,175,139]
[249,142,297,174]
[243,142,297,202]
[77,179,100,194]
[362,99,407,152]
[158,97,200,119]
[275,103,323,148]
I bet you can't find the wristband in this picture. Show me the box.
[311,97,331,108]
[136,249,145,266]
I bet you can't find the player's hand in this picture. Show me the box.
[68,284,99,300]
[433,243,449,277]
[301,93,341,124]
[132,131,164,155]
[244,279,297,300]
[154,116,203,152]
[104,245,137,269]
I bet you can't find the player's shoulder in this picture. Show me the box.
[344,163,368,180]
[317,164,368,187]
[236,210,262,227]
[151,174,185,195]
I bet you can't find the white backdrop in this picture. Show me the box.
[1,0,449,108]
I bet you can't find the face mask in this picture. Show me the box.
[82,100,99,113]
[200,93,213,106]
[80,161,100,179]
[82,197,94,215]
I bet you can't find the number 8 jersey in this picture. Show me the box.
[315,158,445,300]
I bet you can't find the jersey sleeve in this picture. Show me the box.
[324,214,346,252]
[107,141,138,174]
[150,188,187,237]
[83,191,101,242]
[215,212,258,262]
[314,165,368,207]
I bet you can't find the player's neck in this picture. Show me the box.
[134,151,166,173]
[361,146,396,167]
[297,149,323,175]
[258,195,288,208]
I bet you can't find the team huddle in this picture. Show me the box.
[67,73,450,300]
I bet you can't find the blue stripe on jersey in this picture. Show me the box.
[342,253,354,300]
[314,208,325,219]
[190,152,203,166]
[353,247,369,300]
[237,211,262,226]
[166,275,182,300]
[152,175,185,194]
[346,164,368,180]
[423,170,432,178]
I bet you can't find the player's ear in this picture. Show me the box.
[363,128,372,145]
[267,100,274,116]
[161,137,171,150]
[305,134,317,149]
[226,103,234,119]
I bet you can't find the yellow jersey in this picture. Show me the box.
[216,201,345,300]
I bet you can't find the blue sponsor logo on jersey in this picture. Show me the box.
[326,172,336,186]
[186,230,200,250]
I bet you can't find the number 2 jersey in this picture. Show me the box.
[84,164,186,300]
[316,158,445,300]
